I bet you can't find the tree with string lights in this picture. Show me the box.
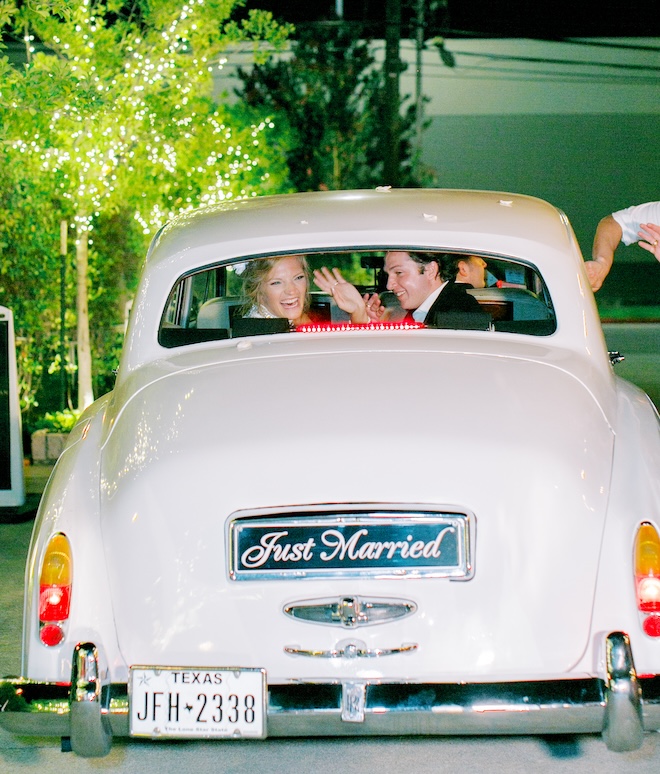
[0,0,291,411]
[237,17,428,193]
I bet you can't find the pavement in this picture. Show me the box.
[23,462,54,494]
[0,463,54,524]
[0,463,56,677]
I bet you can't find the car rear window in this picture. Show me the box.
[158,250,556,348]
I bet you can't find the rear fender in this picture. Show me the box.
[23,396,122,683]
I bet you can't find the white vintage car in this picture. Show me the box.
[2,189,660,757]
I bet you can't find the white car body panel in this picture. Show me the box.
[4,189,660,756]
[99,341,612,681]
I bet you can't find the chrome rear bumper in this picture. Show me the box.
[1,632,658,756]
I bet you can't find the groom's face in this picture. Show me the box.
[384,252,440,311]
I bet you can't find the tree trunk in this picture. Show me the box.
[384,0,401,186]
[76,223,94,410]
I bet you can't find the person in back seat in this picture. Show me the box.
[241,255,314,327]
[313,252,486,325]
[448,254,488,290]
[242,255,373,328]
[388,252,485,324]
[312,265,382,323]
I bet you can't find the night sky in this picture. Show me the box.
[249,0,660,39]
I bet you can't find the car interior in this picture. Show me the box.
[158,250,557,348]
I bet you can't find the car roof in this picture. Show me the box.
[149,188,574,266]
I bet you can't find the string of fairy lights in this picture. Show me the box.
[10,0,280,240]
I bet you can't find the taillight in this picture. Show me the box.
[634,522,660,637]
[38,533,72,647]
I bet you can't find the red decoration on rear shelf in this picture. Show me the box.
[296,321,425,333]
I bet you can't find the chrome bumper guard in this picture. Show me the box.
[1,633,658,757]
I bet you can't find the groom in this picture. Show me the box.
[383,251,486,324]
[313,250,487,324]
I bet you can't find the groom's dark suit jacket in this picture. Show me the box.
[423,281,484,327]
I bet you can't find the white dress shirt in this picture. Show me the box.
[411,282,448,322]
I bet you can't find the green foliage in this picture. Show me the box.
[0,0,293,418]
[32,408,81,433]
[596,303,660,321]
[132,100,294,234]
[237,22,430,191]
[86,207,144,396]
[0,146,74,416]
[307,253,377,288]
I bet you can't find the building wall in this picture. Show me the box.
[425,113,660,304]
[396,37,660,302]
[421,112,660,257]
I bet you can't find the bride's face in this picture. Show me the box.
[261,256,308,321]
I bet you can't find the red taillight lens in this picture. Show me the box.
[643,615,660,638]
[38,533,72,645]
[40,623,65,647]
[38,583,71,621]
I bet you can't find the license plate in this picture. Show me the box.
[129,666,266,739]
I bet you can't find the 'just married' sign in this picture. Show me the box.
[229,511,473,581]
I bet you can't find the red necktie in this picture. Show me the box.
[404,310,416,322]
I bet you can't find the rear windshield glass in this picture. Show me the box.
[159,250,556,348]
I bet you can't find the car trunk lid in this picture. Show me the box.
[101,343,613,681]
